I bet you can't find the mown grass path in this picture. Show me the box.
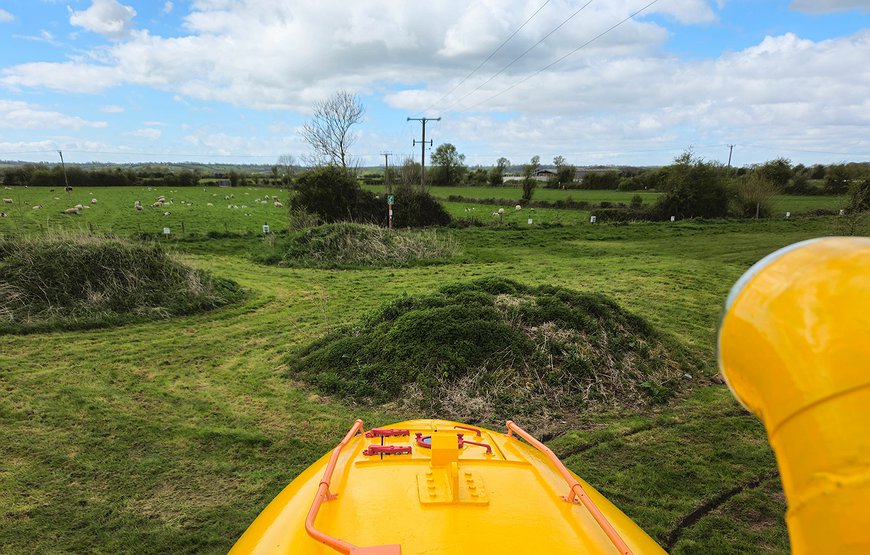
[3,217,849,553]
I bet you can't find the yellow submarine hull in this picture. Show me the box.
[230,419,665,554]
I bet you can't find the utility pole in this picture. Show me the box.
[407,116,440,190]
[727,144,735,168]
[58,150,71,197]
[380,152,392,193]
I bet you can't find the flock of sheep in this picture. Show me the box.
[0,187,286,220]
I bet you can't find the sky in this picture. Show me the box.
[1,0,869,168]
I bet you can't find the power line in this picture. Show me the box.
[424,0,552,113]
[441,0,595,113]
[459,0,661,112]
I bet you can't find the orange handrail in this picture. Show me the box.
[505,420,634,555]
[305,420,401,555]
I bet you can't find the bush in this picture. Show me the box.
[289,278,699,425]
[260,223,459,267]
[290,166,381,224]
[390,183,452,228]
[655,151,730,219]
[0,233,243,333]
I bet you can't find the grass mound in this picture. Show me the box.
[261,223,459,267]
[0,233,243,333]
[290,278,700,424]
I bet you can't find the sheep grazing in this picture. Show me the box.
[274,201,284,208]
[163,211,172,216]
[206,202,214,206]
[91,198,98,204]
[134,200,143,209]
[74,204,84,210]
[0,212,7,218]
[62,207,81,215]
[3,198,12,204]
[151,201,163,208]
[515,204,522,211]
[32,204,43,210]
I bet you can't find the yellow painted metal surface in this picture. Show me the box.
[719,237,870,555]
[230,419,666,554]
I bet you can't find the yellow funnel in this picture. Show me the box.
[718,237,870,554]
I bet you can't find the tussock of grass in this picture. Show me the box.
[260,223,459,267]
[0,233,243,333]
[290,277,700,426]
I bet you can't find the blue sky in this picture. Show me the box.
[1,0,869,167]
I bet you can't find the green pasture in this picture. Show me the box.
[0,186,288,236]
[2,186,864,554]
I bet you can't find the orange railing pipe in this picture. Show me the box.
[506,420,634,555]
[305,419,366,554]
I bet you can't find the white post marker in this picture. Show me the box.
[163,227,170,235]
[590,215,597,224]
[786,212,791,218]
[528,218,533,225]
[387,194,394,229]
[670,216,675,222]
[262,224,270,234]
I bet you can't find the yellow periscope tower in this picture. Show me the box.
[719,237,870,554]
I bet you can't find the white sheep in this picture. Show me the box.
[498,208,505,214]
[152,201,163,208]
[274,201,284,208]
[62,207,80,215]
[74,204,84,210]
[0,212,7,218]
[91,198,98,204]
[515,204,522,211]
[32,204,43,210]
[2,198,12,204]
[206,202,214,206]
[163,211,172,216]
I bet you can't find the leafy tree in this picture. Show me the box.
[552,155,575,187]
[488,157,510,187]
[290,166,379,224]
[824,164,851,194]
[300,91,364,169]
[521,155,540,201]
[467,167,488,186]
[430,143,467,187]
[757,158,792,190]
[736,171,778,218]
[655,149,730,219]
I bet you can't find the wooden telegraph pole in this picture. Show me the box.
[407,116,440,190]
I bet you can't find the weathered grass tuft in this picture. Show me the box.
[261,222,460,268]
[0,232,243,333]
[289,277,700,427]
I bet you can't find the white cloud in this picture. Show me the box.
[101,104,124,113]
[162,1,174,15]
[791,0,870,12]
[126,128,161,139]
[0,8,14,22]
[2,0,870,164]
[69,0,137,38]
[0,100,108,129]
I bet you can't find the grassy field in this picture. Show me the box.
[0,186,287,236]
[1,187,863,553]
[364,184,848,214]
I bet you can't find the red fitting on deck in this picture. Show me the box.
[362,445,413,457]
[454,425,482,437]
[365,428,410,438]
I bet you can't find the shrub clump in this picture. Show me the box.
[0,233,243,332]
[289,166,451,227]
[289,278,699,425]
[262,223,459,268]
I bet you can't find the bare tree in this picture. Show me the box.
[300,90,364,170]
